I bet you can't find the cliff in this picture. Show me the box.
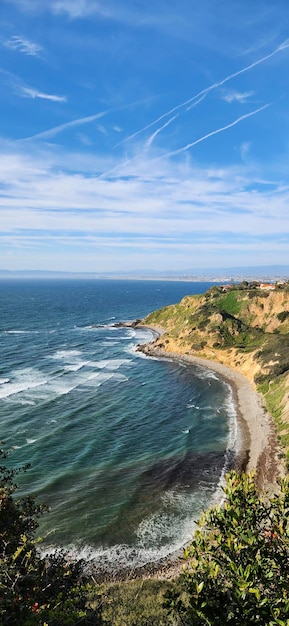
[142,282,289,465]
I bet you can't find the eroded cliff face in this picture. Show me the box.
[142,285,289,460]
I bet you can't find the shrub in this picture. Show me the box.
[0,448,102,625]
[165,471,289,625]
[277,311,289,322]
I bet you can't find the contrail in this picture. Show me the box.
[98,105,270,182]
[18,95,155,143]
[19,110,109,141]
[144,114,179,150]
[116,39,289,147]
[114,94,206,149]
[164,103,270,158]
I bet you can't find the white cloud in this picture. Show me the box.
[0,142,288,270]
[4,35,42,56]
[223,90,254,103]
[20,86,67,102]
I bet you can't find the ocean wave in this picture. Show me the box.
[64,361,89,372]
[0,368,47,400]
[52,349,83,360]
[1,365,130,404]
[4,330,39,335]
[194,366,219,381]
[41,489,207,575]
[88,358,132,371]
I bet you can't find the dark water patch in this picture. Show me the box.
[138,450,227,492]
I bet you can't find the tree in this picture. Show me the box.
[165,471,289,625]
[0,447,102,625]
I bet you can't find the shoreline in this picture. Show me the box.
[136,324,282,491]
[90,322,282,584]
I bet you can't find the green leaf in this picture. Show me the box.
[249,587,260,601]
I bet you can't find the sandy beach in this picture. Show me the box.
[137,327,283,491]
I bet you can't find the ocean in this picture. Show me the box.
[0,279,237,574]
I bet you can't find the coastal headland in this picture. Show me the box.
[130,281,289,491]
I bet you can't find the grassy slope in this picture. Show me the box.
[144,284,289,463]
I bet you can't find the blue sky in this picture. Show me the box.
[1,0,289,273]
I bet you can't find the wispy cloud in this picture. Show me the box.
[20,86,67,102]
[0,68,66,104]
[118,39,289,147]
[223,90,254,104]
[164,104,270,157]
[20,110,109,141]
[50,0,111,18]
[3,35,42,56]
[240,142,251,161]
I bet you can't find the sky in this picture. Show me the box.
[1,0,289,274]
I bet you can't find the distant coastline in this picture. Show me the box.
[0,265,289,282]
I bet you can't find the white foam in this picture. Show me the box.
[196,368,219,381]
[6,330,37,334]
[64,361,89,372]
[211,382,239,503]
[132,347,159,360]
[52,350,82,360]
[84,372,128,386]
[222,384,238,450]
[2,362,130,404]
[42,538,181,574]
[0,378,9,384]
[90,358,131,371]
[26,438,37,444]
[42,491,202,574]
[0,368,47,400]
[14,399,36,406]
[135,329,155,343]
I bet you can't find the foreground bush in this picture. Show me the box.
[165,471,289,625]
[0,448,102,625]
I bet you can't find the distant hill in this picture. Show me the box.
[0,265,289,281]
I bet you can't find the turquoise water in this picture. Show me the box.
[0,279,237,573]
